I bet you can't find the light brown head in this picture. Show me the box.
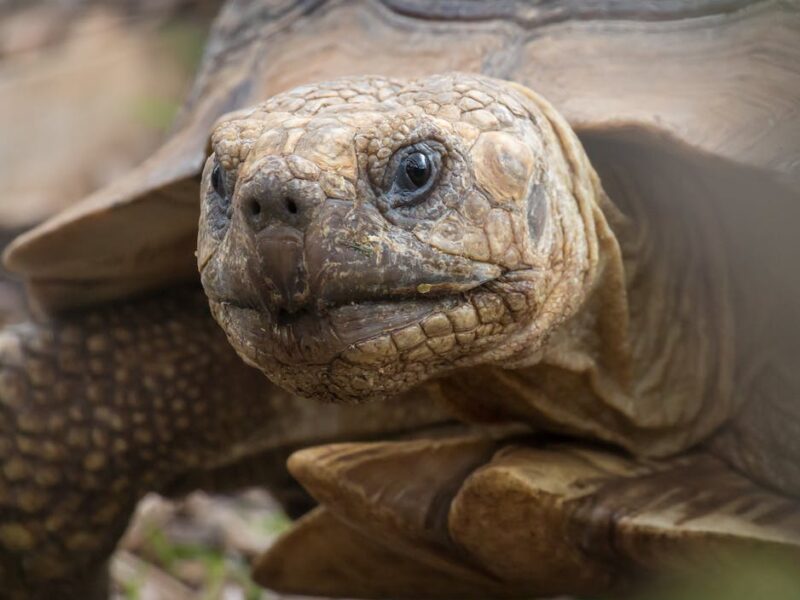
[198,73,606,402]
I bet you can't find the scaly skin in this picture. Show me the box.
[0,286,451,597]
[199,73,733,463]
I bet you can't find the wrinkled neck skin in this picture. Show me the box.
[434,119,734,459]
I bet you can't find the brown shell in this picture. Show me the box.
[4,0,798,313]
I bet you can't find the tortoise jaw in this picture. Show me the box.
[209,290,471,402]
[208,291,459,368]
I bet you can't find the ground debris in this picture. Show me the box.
[111,489,319,600]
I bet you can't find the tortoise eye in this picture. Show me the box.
[387,143,440,209]
[206,159,233,239]
[401,152,432,189]
[210,162,226,198]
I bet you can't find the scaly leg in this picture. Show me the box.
[0,286,450,598]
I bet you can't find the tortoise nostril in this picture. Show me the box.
[242,191,307,232]
[248,199,262,217]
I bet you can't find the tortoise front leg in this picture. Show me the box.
[255,436,800,599]
[0,287,281,597]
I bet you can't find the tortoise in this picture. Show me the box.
[2,0,800,598]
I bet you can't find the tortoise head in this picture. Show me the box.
[198,73,605,402]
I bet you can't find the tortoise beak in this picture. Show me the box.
[205,195,501,318]
[251,225,309,314]
[204,157,501,321]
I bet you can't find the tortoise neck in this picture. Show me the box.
[435,183,736,457]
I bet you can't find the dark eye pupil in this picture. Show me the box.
[211,163,225,197]
[404,152,431,188]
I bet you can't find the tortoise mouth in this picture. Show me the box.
[209,292,461,368]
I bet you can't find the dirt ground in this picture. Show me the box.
[111,490,301,600]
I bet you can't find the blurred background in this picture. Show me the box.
[0,0,215,322]
[1,2,799,600]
